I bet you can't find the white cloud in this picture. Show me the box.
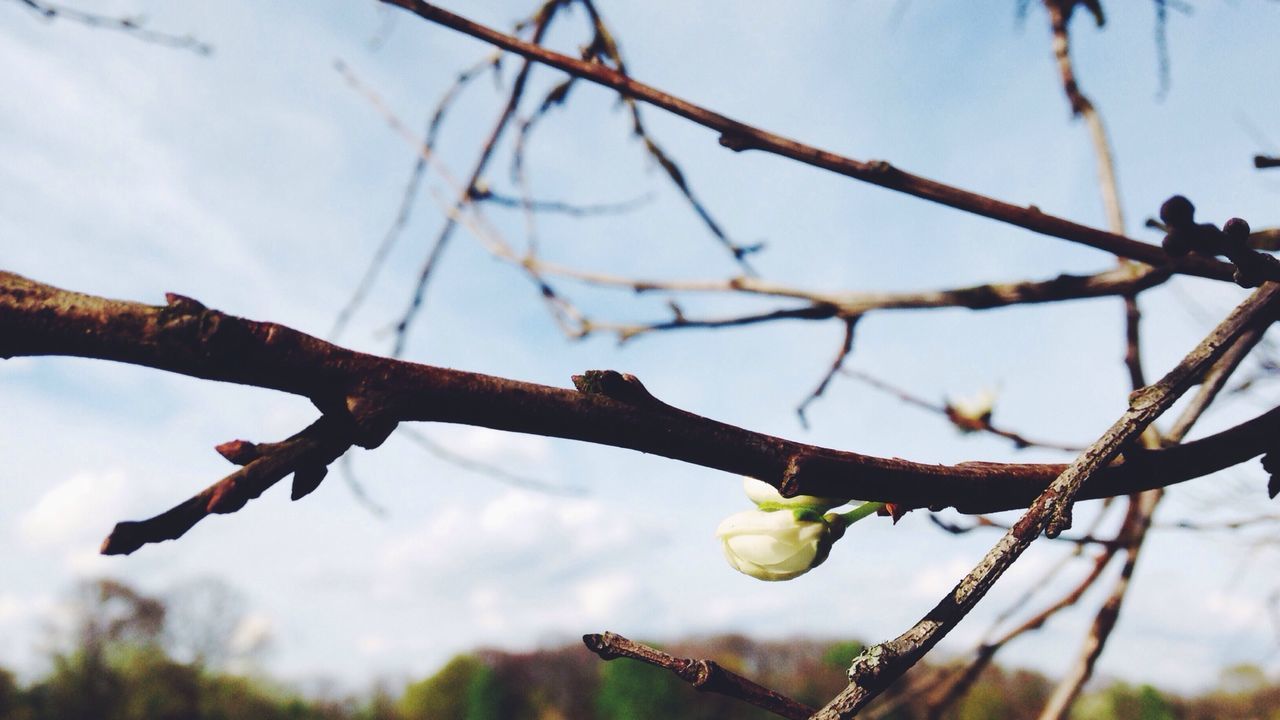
[574,571,637,622]
[910,557,974,599]
[1204,591,1268,632]
[18,471,129,549]
[376,490,642,592]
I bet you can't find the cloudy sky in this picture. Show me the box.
[3,0,1280,697]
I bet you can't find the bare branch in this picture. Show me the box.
[841,368,1082,452]
[6,271,1280,557]
[390,1,564,357]
[10,0,212,54]
[810,280,1280,719]
[583,632,813,720]
[378,0,1244,283]
[1256,155,1280,169]
[398,425,584,496]
[330,53,498,341]
[796,317,859,428]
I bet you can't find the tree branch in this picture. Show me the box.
[3,271,1278,555]
[583,632,814,720]
[809,280,1280,719]
[378,1,1244,283]
[10,0,212,54]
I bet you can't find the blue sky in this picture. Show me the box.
[3,0,1280,696]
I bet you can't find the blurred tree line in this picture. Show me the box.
[1,579,1277,720]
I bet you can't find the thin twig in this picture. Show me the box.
[583,632,814,720]
[841,368,1081,452]
[796,317,859,428]
[472,186,653,217]
[10,0,212,54]
[391,1,564,357]
[379,0,1243,283]
[577,0,760,272]
[330,53,498,340]
[398,425,585,496]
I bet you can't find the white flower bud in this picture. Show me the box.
[715,508,841,581]
[741,476,848,512]
[946,388,997,431]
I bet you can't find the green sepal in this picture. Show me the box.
[791,507,824,523]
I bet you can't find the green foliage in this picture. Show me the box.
[4,579,1280,720]
[398,654,511,720]
[595,655,687,720]
[400,654,483,720]
[1073,682,1176,720]
[954,680,1010,720]
[821,641,864,671]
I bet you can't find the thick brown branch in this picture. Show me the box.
[4,270,1279,555]
[378,1,1239,282]
[1256,155,1280,170]
[583,632,813,720]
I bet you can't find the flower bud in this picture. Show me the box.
[741,476,848,512]
[946,388,996,432]
[715,508,842,581]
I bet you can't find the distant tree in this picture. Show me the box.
[595,654,689,720]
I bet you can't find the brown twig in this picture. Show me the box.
[580,265,1171,343]
[6,271,1280,557]
[797,317,858,429]
[334,57,594,341]
[1256,155,1280,170]
[378,0,1245,283]
[576,0,760,272]
[398,425,585,496]
[390,0,564,357]
[1158,514,1280,532]
[11,0,212,54]
[841,368,1081,452]
[330,53,498,341]
[927,514,1112,548]
[582,632,814,720]
[471,185,653,217]
[101,415,357,555]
